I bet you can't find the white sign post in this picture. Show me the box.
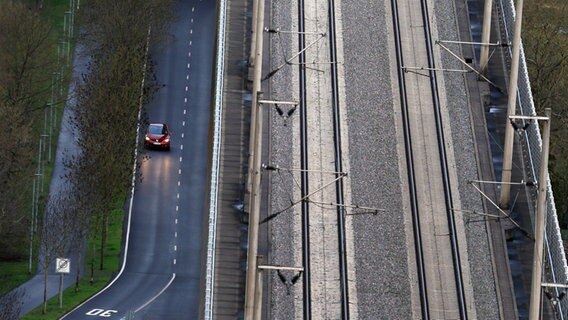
[56,258,70,308]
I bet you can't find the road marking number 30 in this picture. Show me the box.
[86,309,118,317]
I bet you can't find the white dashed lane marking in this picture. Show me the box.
[171,28,195,269]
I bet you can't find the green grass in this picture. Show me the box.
[21,274,109,320]
[0,261,34,294]
[561,228,568,240]
[22,203,126,319]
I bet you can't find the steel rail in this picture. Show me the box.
[298,0,312,317]
[326,0,349,317]
[390,0,430,318]
[419,0,468,317]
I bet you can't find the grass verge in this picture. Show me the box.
[21,205,125,319]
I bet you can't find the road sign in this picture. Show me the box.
[56,258,70,274]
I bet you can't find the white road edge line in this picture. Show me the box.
[134,273,176,313]
[59,25,153,319]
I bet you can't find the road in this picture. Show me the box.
[62,0,215,318]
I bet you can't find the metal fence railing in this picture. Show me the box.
[204,0,228,317]
[497,0,568,317]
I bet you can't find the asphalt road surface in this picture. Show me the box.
[61,0,215,318]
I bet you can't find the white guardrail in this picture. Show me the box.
[204,0,228,317]
[498,0,568,317]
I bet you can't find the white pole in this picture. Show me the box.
[244,0,265,317]
[253,256,264,320]
[499,0,524,208]
[479,0,493,75]
[59,273,64,308]
[29,178,37,274]
[528,108,552,320]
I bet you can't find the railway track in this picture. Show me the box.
[295,0,351,317]
[390,0,469,318]
[269,0,474,317]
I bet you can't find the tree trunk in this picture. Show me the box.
[99,214,108,270]
[90,240,95,285]
[43,265,48,314]
[75,249,81,292]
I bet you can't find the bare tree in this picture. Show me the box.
[79,0,174,55]
[0,1,55,109]
[60,0,173,273]
[37,192,79,314]
[524,0,568,227]
[0,1,55,262]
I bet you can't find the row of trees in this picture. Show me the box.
[523,0,568,229]
[0,1,56,261]
[54,0,174,314]
[1,0,174,316]
[68,0,173,276]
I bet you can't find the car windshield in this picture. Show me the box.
[148,124,166,135]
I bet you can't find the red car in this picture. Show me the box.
[144,123,171,150]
